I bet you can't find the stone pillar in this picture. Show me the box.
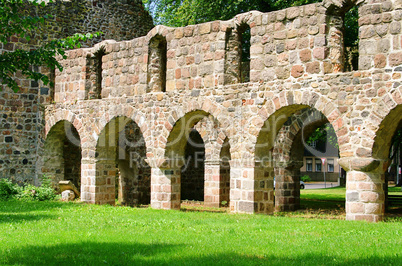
[94,159,116,205]
[230,160,256,214]
[150,159,183,210]
[80,158,96,203]
[253,161,275,214]
[204,160,220,207]
[275,161,302,212]
[339,158,387,222]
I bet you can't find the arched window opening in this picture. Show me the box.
[181,129,205,201]
[343,6,359,71]
[86,47,105,99]
[224,28,241,84]
[328,4,359,72]
[238,24,250,83]
[147,35,167,92]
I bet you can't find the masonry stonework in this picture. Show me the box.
[0,0,153,183]
[1,0,401,222]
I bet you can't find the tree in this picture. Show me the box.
[143,0,333,27]
[142,0,358,48]
[0,0,99,92]
[306,123,339,150]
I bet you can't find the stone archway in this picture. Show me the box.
[153,109,230,209]
[357,104,402,218]
[254,104,309,214]
[272,108,340,212]
[42,120,81,191]
[254,105,342,213]
[95,116,150,206]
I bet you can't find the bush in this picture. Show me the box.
[301,175,311,182]
[0,178,20,200]
[0,176,56,201]
[17,176,56,201]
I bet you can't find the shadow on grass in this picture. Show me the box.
[1,241,400,265]
[0,200,83,213]
[0,213,57,224]
[300,199,345,211]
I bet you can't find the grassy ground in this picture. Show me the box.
[1,198,402,265]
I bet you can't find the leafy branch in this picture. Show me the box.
[0,0,100,92]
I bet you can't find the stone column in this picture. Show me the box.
[93,158,116,205]
[204,160,220,207]
[339,158,387,222]
[254,161,275,214]
[275,161,302,212]
[230,160,256,214]
[80,158,96,203]
[150,159,183,210]
[81,149,115,205]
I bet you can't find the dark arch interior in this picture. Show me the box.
[96,117,150,206]
[43,121,81,191]
[238,23,250,83]
[255,106,343,213]
[181,129,205,201]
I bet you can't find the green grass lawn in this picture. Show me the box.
[389,186,402,194]
[300,187,346,213]
[1,200,402,265]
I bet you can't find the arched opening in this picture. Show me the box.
[292,114,343,214]
[86,47,105,99]
[42,120,81,191]
[373,105,402,215]
[343,6,359,71]
[96,116,150,206]
[224,23,250,84]
[255,106,343,214]
[181,129,205,201]
[238,23,251,83]
[326,1,359,72]
[161,110,228,209]
[147,35,167,92]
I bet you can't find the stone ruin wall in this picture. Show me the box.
[41,0,402,222]
[1,0,402,222]
[0,0,153,183]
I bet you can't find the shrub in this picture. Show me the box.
[301,175,311,182]
[0,176,56,201]
[0,178,20,200]
[17,176,56,201]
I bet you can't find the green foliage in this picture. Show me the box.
[0,0,100,92]
[344,6,359,47]
[0,176,56,201]
[306,123,339,149]
[143,0,359,54]
[143,0,282,27]
[300,175,311,182]
[17,176,56,201]
[0,178,20,200]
